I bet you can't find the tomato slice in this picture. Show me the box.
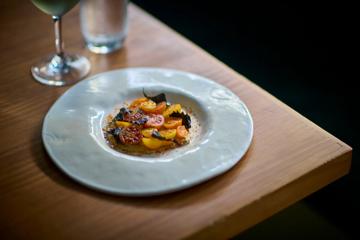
[145,114,164,129]
[150,102,167,114]
[162,104,181,117]
[163,118,182,129]
[142,137,173,149]
[115,121,132,127]
[159,129,177,139]
[140,101,167,114]
[142,137,163,149]
[141,128,156,138]
[140,100,156,112]
[176,125,188,138]
[129,97,148,110]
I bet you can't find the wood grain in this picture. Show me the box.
[0,1,352,239]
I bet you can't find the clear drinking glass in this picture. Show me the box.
[80,0,128,54]
[31,0,91,86]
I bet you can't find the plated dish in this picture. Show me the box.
[103,91,199,155]
[42,68,253,196]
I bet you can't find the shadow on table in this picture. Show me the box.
[233,201,355,240]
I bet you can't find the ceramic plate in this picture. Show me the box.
[42,68,253,196]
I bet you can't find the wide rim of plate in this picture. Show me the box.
[42,67,253,196]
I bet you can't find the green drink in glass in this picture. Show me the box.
[31,0,91,86]
[32,0,79,16]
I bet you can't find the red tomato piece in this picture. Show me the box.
[145,114,164,129]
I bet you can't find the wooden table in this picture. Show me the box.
[0,1,352,239]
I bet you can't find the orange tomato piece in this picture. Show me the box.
[163,118,182,129]
[140,101,166,114]
[150,102,167,114]
[176,125,188,138]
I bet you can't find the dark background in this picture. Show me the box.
[132,1,358,239]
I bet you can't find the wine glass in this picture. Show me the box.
[31,0,91,86]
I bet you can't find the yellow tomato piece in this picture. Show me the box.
[141,137,166,149]
[141,128,156,138]
[140,100,157,112]
[129,97,148,109]
[159,129,177,139]
[162,104,182,117]
[115,121,132,127]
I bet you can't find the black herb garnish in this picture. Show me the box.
[114,107,131,121]
[151,131,166,140]
[170,112,191,129]
[132,117,148,125]
[143,89,167,103]
[107,127,123,142]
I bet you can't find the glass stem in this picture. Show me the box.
[51,16,66,70]
[53,16,64,57]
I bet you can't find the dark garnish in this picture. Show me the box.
[114,107,131,121]
[132,117,148,125]
[170,112,191,129]
[174,138,189,146]
[151,131,166,140]
[108,127,123,142]
[143,89,167,104]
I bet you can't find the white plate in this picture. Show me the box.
[42,68,253,196]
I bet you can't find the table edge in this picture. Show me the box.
[184,149,352,239]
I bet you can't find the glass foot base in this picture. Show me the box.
[31,54,91,86]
